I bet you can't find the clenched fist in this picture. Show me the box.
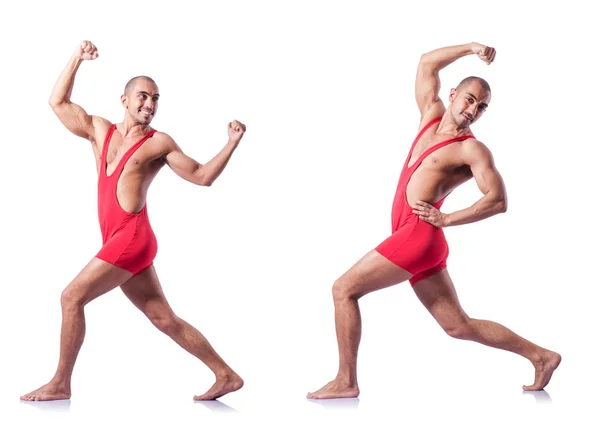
[74,40,98,61]
[471,43,496,65]
[228,120,246,143]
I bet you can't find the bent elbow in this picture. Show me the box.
[196,174,213,187]
[419,52,434,67]
[191,164,212,187]
[48,98,66,110]
[497,199,508,213]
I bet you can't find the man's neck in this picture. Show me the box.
[436,112,472,137]
[117,118,151,137]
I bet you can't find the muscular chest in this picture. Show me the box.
[102,136,156,176]
[411,137,465,172]
[106,144,141,170]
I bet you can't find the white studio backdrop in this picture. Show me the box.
[0,0,597,441]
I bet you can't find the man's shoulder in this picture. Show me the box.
[150,130,177,151]
[92,116,113,127]
[462,137,489,152]
[461,137,494,164]
[150,129,170,139]
[90,117,113,143]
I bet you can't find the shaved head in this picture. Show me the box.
[124,76,157,95]
[456,76,491,95]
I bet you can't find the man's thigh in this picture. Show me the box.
[64,257,133,305]
[120,265,171,315]
[411,268,469,327]
[337,249,413,297]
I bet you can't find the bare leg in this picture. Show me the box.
[412,269,561,390]
[21,258,133,401]
[120,265,243,400]
[307,250,413,399]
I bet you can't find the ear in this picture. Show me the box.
[121,94,127,108]
[449,88,457,102]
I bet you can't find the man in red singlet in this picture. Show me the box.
[308,42,561,399]
[21,41,245,401]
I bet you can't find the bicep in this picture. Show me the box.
[165,147,202,183]
[467,146,506,199]
[415,58,442,116]
[50,101,97,140]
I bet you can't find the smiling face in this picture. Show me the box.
[448,77,491,129]
[121,76,159,125]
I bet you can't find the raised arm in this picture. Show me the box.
[49,41,103,141]
[415,42,496,117]
[164,120,246,186]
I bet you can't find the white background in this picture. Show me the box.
[1,0,597,440]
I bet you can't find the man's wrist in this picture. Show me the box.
[70,54,84,65]
[442,212,453,227]
[469,42,481,55]
[226,139,240,149]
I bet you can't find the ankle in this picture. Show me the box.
[528,351,544,365]
[50,375,71,389]
[215,369,236,381]
[334,374,357,388]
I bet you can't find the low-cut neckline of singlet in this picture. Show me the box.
[103,125,155,178]
[406,117,474,169]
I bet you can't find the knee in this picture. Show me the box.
[444,321,472,340]
[332,277,359,302]
[149,312,180,335]
[60,286,85,311]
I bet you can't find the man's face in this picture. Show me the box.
[449,81,490,129]
[122,79,160,124]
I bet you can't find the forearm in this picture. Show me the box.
[444,193,507,227]
[49,56,82,106]
[194,140,239,186]
[420,43,477,73]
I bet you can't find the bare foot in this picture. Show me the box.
[307,380,360,400]
[20,383,71,401]
[193,373,244,401]
[523,351,562,391]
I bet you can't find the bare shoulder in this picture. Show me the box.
[461,138,495,165]
[150,131,179,155]
[91,116,113,139]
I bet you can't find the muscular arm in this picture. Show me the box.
[443,141,507,227]
[49,42,102,141]
[415,43,490,116]
[164,121,246,186]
